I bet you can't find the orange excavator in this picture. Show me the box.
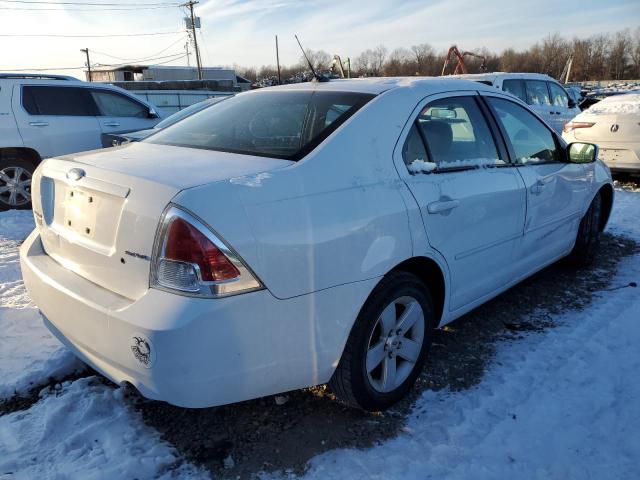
[441,45,487,75]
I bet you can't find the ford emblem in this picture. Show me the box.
[66,168,86,181]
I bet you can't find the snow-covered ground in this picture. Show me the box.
[0,189,639,479]
[0,211,82,399]
[0,378,204,480]
[0,212,205,479]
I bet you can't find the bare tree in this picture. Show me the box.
[631,27,640,78]
[608,30,631,80]
[385,47,411,76]
[410,43,436,75]
[299,49,332,71]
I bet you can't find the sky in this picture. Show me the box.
[0,0,638,79]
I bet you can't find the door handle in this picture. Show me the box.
[29,121,49,127]
[531,176,553,194]
[427,199,460,214]
[103,122,120,127]
[537,176,553,185]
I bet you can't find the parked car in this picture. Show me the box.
[563,92,640,173]
[455,72,581,133]
[0,73,162,211]
[20,78,613,411]
[104,96,228,146]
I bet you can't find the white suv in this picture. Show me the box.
[455,73,580,133]
[0,73,162,211]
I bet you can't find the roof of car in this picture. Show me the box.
[0,73,81,82]
[453,72,555,82]
[258,76,497,95]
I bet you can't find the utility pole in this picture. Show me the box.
[185,39,191,66]
[181,1,203,80]
[80,48,91,81]
[275,35,281,85]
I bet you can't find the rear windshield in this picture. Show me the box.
[147,90,375,160]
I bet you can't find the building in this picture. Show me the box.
[87,65,251,91]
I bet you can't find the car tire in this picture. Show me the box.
[329,271,436,411]
[568,192,602,267]
[0,156,35,212]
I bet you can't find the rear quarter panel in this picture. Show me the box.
[174,88,420,300]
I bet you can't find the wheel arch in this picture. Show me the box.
[389,256,446,327]
[597,183,614,232]
[0,147,42,168]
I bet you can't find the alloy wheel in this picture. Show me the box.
[365,295,425,393]
[0,166,32,207]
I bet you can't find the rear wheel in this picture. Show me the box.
[329,271,436,411]
[0,157,34,211]
[568,192,602,266]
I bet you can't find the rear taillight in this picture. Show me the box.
[563,121,595,133]
[151,206,261,297]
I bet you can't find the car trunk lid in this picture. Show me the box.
[574,113,640,143]
[31,144,292,301]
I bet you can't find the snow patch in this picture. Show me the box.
[408,158,503,173]
[0,377,206,479]
[0,211,81,398]
[229,172,272,187]
[407,159,436,173]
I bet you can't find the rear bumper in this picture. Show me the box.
[20,230,376,407]
[595,143,640,172]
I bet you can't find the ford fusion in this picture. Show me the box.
[20,78,613,411]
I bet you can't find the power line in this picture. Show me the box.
[0,31,183,38]
[93,52,187,67]
[0,0,179,5]
[146,53,188,66]
[0,5,179,10]
[1,53,189,72]
[89,36,187,62]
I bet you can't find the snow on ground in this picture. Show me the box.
[299,190,640,479]
[0,211,82,398]
[0,211,205,478]
[0,377,205,480]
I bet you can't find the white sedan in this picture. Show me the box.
[20,78,613,411]
[563,92,640,172]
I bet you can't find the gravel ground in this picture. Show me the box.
[127,232,639,479]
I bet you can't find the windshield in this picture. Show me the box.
[154,97,226,129]
[147,90,375,160]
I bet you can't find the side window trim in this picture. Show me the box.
[481,93,566,166]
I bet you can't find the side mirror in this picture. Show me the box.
[568,98,576,109]
[148,108,159,119]
[568,142,598,164]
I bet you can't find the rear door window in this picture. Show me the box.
[487,97,560,164]
[525,80,551,106]
[148,90,374,160]
[90,89,149,118]
[22,86,95,116]
[502,80,526,102]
